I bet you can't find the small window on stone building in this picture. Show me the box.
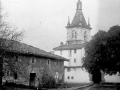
[7,71,10,76]
[31,57,36,64]
[16,56,18,60]
[14,56,18,62]
[56,61,59,65]
[47,59,50,65]
[14,72,18,80]
[67,76,70,79]
[71,76,74,79]
[16,56,21,62]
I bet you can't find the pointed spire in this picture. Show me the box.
[77,0,82,10]
[67,16,70,26]
[88,17,90,26]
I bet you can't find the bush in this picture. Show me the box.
[38,74,57,88]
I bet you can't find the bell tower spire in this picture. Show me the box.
[88,17,90,27]
[67,16,70,26]
[77,0,82,10]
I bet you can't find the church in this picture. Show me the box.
[53,0,91,83]
[53,0,120,83]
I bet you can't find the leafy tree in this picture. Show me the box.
[0,7,24,87]
[82,25,120,82]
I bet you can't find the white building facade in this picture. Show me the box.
[54,0,92,83]
[53,0,120,83]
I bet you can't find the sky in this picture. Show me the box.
[1,0,120,52]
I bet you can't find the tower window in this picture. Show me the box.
[84,31,87,40]
[75,31,77,38]
[69,50,72,57]
[74,49,76,54]
[72,31,77,38]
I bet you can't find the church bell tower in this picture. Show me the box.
[66,0,92,45]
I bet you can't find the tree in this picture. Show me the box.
[0,10,24,88]
[82,25,120,83]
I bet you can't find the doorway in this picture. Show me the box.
[29,73,36,86]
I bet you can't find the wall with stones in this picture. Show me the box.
[3,54,64,86]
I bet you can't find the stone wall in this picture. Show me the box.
[3,53,64,86]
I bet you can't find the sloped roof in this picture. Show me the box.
[53,43,86,50]
[66,11,91,29]
[1,40,68,61]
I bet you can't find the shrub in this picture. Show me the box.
[38,74,57,88]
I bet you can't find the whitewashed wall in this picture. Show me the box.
[104,73,120,82]
[64,68,90,83]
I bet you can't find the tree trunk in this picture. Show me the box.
[0,56,3,87]
[92,70,102,84]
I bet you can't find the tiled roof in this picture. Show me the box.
[2,40,68,61]
[53,43,86,50]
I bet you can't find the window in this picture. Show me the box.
[71,76,74,79]
[67,68,70,72]
[15,56,18,61]
[31,57,36,64]
[14,72,18,80]
[84,31,87,40]
[72,31,77,38]
[47,59,50,65]
[7,71,10,76]
[75,32,77,38]
[67,76,70,79]
[74,59,76,63]
[60,50,62,55]
[69,50,72,57]
[56,61,59,65]
[74,49,76,54]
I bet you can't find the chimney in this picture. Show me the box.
[60,42,63,46]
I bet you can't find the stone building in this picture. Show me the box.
[3,41,68,86]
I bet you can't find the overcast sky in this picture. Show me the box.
[2,0,120,52]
